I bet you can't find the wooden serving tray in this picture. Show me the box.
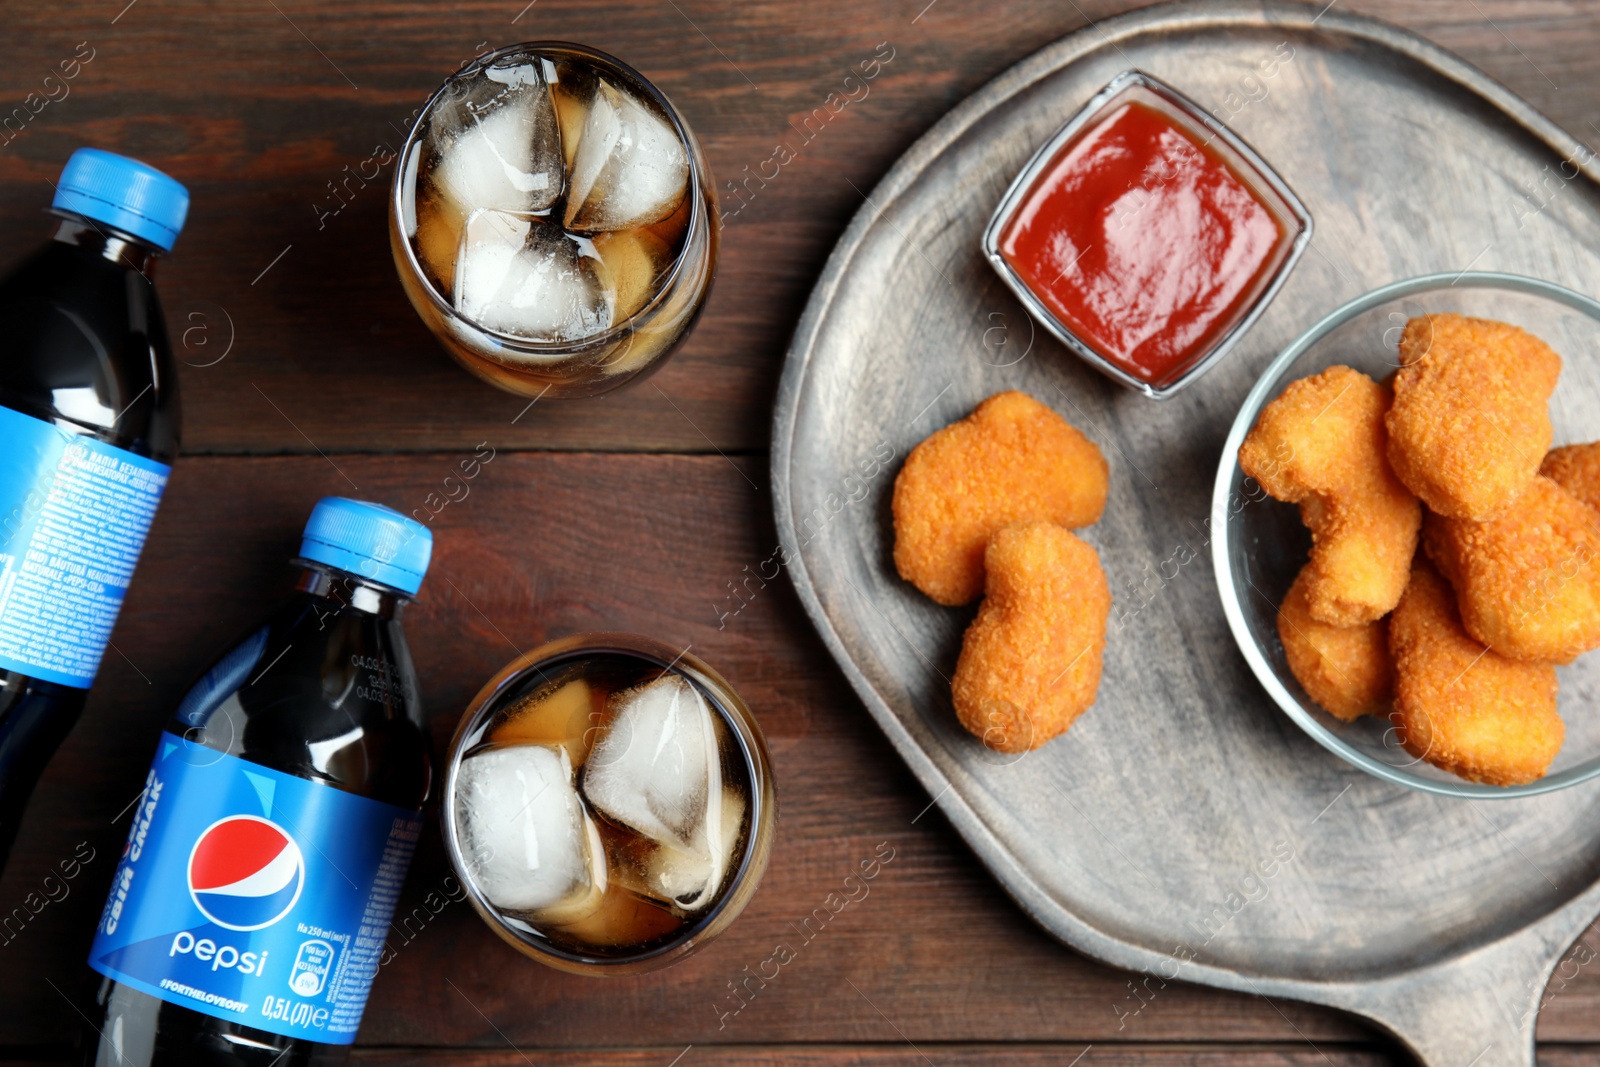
[771,3,1600,1063]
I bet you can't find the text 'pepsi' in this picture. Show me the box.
[84,497,434,1066]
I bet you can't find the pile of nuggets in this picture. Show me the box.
[892,390,1110,753]
[1240,312,1600,786]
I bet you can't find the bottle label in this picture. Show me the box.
[88,732,423,1045]
[0,405,169,688]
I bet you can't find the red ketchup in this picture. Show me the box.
[998,101,1290,389]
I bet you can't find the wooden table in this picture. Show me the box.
[2,1,1598,1063]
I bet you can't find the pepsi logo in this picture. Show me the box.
[187,816,305,932]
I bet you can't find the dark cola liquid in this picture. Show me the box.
[83,564,430,1066]
[0,217,179,875]
[392,43,718,398]
[462,651,751,958]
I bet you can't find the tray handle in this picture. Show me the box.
[1333,910,1595,1067]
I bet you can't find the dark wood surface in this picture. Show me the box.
[1,1,1598,1063]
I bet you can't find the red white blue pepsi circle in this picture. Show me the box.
[187,816,305,931]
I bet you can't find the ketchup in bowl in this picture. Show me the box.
[983,71,1312,398]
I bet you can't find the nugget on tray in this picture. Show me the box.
[952,522,1109,752]
[1386,313,1561,521]
[1543,442,1600,514]
[1388,561,1562,786]
[1239,365,1420,625]
[1423,475,1600,664]
[892,390,1107,606]
[1277,565,1392,721]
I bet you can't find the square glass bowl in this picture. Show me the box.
[982,69,1313,398]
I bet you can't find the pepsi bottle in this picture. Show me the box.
[84,498,434,1066]
[0,148,188,874]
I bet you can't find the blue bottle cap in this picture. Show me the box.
[52,148,189,252]
[299,498,433,595]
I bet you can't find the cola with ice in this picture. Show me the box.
[391,44,718,398]
[443,636,774,972]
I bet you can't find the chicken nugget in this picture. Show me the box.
[1277,565,1392,721]
[951,522,1109,752]
[1542,442,1600,515]
[1239,365,1420,625]
[893,390,1107,606]
[1388,561,1561,786]
[1423,475,1600,663]
[1386,313,1560,521]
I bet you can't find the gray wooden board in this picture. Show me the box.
[770,3,1600,1065]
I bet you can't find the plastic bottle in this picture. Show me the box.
[0,148,188,873]
[83,497,434,1066]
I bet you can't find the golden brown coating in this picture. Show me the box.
[1386,313,1561,521]
[1239,365,1421,625]
[1388,561,1562,786]
[951,522,1110,752]
[1423,475,1600,664]
[892,391,1108,606]
[1277,565,1393,721]
[1542,442,1600,515]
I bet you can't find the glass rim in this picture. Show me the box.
[439,630,771,971]
[390,40,708,355]
[980,68,1314,399]
[1211,270,1600,799]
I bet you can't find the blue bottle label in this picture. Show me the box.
[0,405,169,688]
[88,732,423,1044]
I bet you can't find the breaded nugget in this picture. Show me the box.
[1542,442,1600,514]
[1386,313,1561,521]
[1423,475,1600,663]
[951,522,1109,752]
[1277,565,1392,721]
[892,391,1107,606]
[1239,366,1421,625]
[1388,561,1562,786]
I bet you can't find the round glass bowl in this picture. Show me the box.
[1213,272,1600,798]
[440,633,776,974]
[390,42,719,399]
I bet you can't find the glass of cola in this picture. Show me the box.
[390,42,719,399]
[441,633,775,974]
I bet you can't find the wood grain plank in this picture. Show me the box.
[338,1047,1600,1067]
[0,453,1593,1052]
[0,1,1594,453]
[0,1042,1410,1067]
[349,1048,1392,1067]
[8,1042,1600,1066]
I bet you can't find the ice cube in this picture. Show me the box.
[598,321,664,378]
[453,744,607,923]
[592,228,671,320]
[491,672,601,767]
[564,80,689,232]
[428,57,564,218]
[644,189,691,249]
[548,882,683,948]
[551,82,589,171]
[645,785,746,911]
[546,58,594,171]
[454,209,613,341]
[582,674,719,856]
[413,194,464,295]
